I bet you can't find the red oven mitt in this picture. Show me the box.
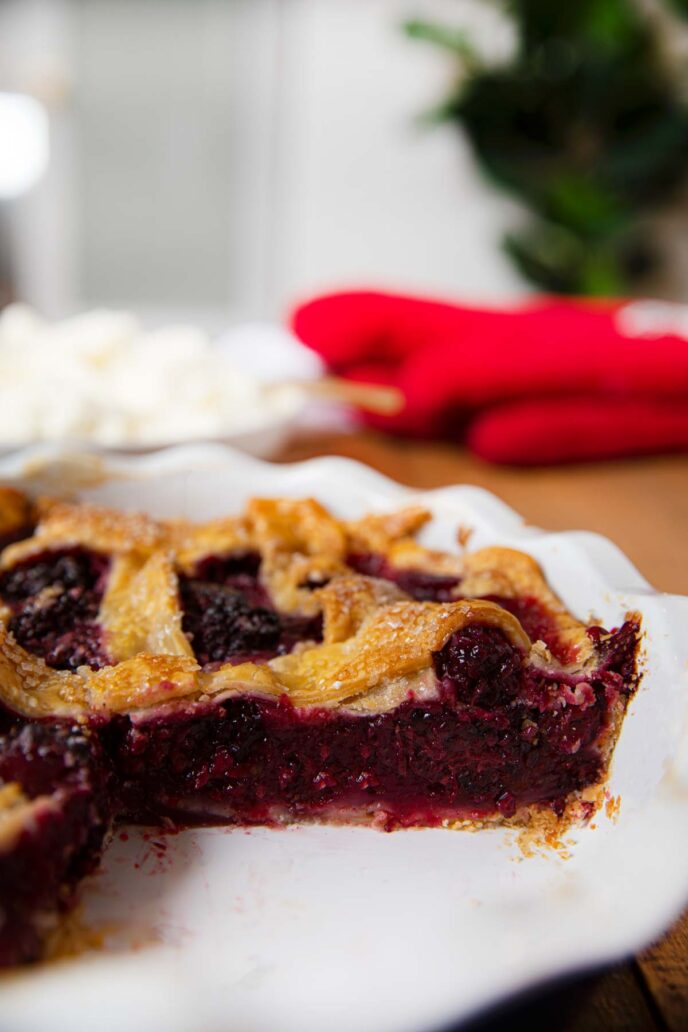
[291,291,688,464]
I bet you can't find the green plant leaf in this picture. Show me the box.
[664,0,688,19]
[542,174,627,237]
[405,0,688,294]
[403,19,479,68]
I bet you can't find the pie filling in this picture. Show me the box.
[0,548,110,671]
[179,551,322,666]
[109,619,637,828]
[0,497,643,967]
[0,722,111,966]
[346,551,461,602]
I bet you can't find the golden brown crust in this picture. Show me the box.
[163,515,248,573]
[317,575,406,643]
[100,552,194,662]
[0,493,609,722]
[345,506,430,553]
[0,488,33,541]
[0,499,164,568]
[0,595,532,718]
[0,781,34,851]
[0,792,59,855]
[460,547,595,663]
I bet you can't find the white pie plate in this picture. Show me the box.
[0,443,686,1032]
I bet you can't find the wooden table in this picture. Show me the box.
[279,432,688,1032]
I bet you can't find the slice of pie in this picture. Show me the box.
[0,491,641,965]
[0,721,111,966]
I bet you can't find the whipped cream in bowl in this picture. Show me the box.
[0,305,320,455]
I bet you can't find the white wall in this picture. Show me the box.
[273,0,526,311]
[1,0,529,323]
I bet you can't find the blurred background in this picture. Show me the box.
[1,0,688,458]
[4,0,687,326]
[0,0,524,325]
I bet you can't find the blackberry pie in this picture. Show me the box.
[0,491,641,965]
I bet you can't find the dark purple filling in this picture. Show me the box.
[191,551,272,609]
[0,549,108,605]
[0,548,110,671]
[433,624,523,709]
[482,594,570,660]
[111,620,639,829]
[587,620,641,686]
[180,550,322,667]
[180,580,281,665]
[346,552,461,602]
[0,722,112,967]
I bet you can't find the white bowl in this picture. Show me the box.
[0,443,686,1032]
[0,407,304,462]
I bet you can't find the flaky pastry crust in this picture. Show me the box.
[0,492,608,724]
